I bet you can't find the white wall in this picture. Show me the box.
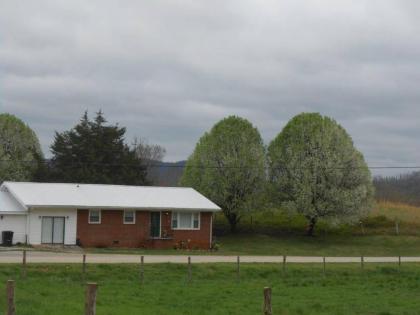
[0,215,27,244]
[28,208,77,245]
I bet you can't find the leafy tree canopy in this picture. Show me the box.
[48,111,147,185]
[0,113,43,182]
[268,113,374,235]
[180,116,266,232]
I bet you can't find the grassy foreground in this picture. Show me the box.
[1,263,420,314]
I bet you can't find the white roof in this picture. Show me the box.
[0,182,221,212]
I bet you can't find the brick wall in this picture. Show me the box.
[76,210,213,249]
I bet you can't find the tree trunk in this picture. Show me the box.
[307,217,317,236]
[227,213,238,233]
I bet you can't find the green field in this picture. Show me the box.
[213,201,420,236]
[1,263,420,314]
[88,234,420,257]
[216,234,420,256]
[214,201,420,256]
[87,201,420,257]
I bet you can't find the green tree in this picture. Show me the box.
[180,116,266,232]
[268,113,374,236]
[49,111,148,185]
[0,113,43,182]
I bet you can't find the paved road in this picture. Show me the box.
[0,251,419,264]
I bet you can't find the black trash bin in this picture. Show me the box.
[2,231,14,246]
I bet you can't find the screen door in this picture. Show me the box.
[41,217,65,244]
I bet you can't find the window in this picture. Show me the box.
[124,210,135,224]
[171,212,200,230]
[193,213,199,228]
[172,213,178,229]
[88,210,101,224]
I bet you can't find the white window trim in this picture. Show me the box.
[123,210,136,224]
[171,212,200,230]
[88,209,101,224]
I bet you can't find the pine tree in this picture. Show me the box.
[49,111,148,185]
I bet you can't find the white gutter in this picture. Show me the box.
[0,211,27,215]
[25,205,221,212]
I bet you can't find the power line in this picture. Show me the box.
[0,159,420,170]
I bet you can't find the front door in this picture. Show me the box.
[150,212,161,238]
[41,217,65,244]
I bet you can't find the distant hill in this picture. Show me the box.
[147,160,186,187]
[374,171,420,206]
[148,165,420,202]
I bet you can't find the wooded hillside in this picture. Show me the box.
[374,172,420,206]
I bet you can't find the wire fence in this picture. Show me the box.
[2,251,418,315]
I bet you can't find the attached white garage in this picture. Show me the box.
[0,183,77,245]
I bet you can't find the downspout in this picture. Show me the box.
[25,207,30,245]
[209,213,213,249]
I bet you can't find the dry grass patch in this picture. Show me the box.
[373,201,420,224]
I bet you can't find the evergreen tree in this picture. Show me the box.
[49,111,148,185]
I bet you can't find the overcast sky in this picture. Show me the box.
[1,1,420,176]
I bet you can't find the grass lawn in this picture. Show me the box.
[1,263,420,314]
[216,234,420,256]
[88,234,420,257]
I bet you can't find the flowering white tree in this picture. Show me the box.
[268,113,374,235]
[0,113,43,182]
[181,116,266,232]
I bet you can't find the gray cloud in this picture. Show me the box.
[1,0,420,176]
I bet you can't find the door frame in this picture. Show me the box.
[149,211,161,239]
[41,216,66,244]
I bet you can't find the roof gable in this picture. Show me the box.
[0,189,27,213]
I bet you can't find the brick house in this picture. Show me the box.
[0,182,221,249]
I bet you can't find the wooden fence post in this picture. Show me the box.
[237,256,240,282]
[323,257,326,276]
[85,283,98,315]
[22,250,27,278]
[187,256,192,283]
[82,254,87,276]
[140,255,144,284]
[282,255,286,275]
[6,280,15,315]
[398,256,401,271]
[361,256,364,270]
[263,287,272,315]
